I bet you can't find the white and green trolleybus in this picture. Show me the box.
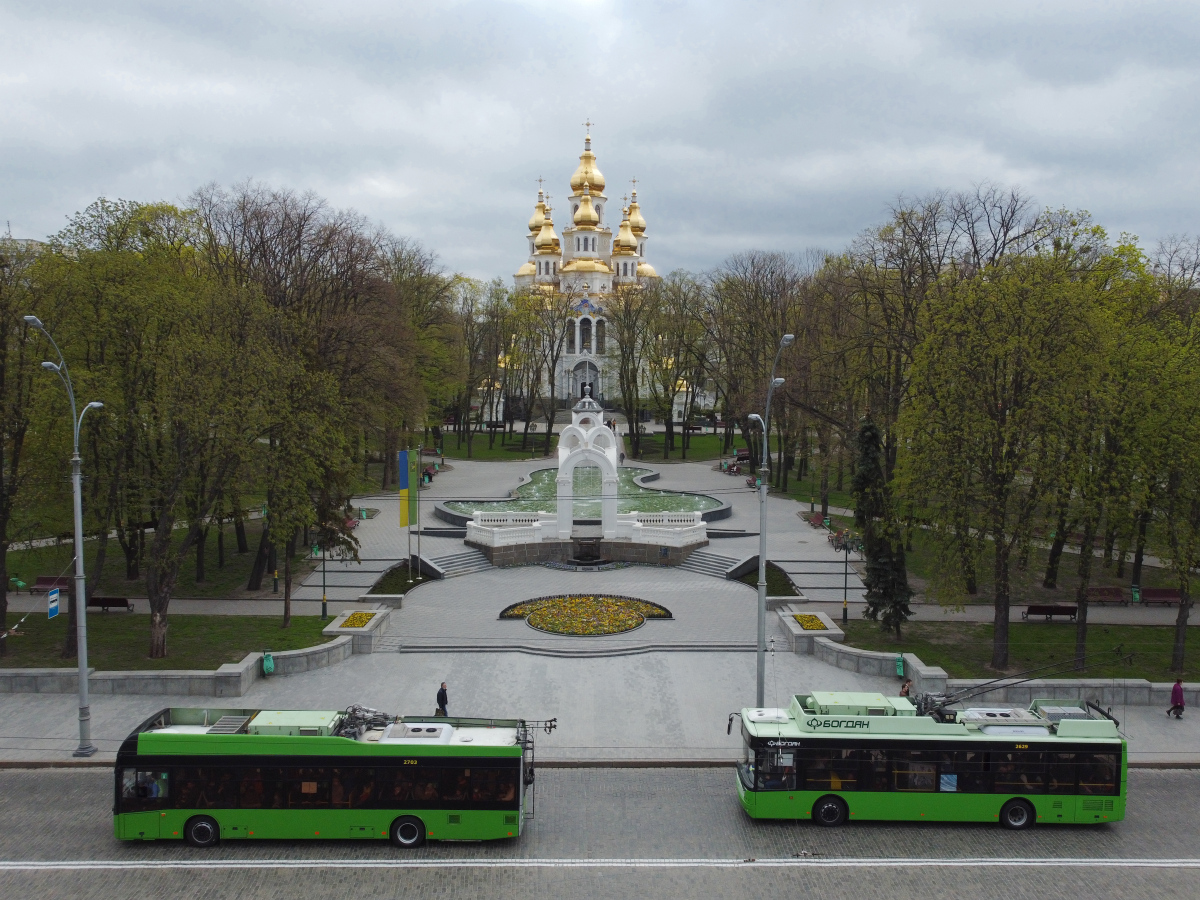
[735,691,1125,829]
[114,705,553,847]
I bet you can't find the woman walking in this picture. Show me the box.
[1168,678,1185,719]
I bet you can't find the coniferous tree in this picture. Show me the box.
[852,419,912,638]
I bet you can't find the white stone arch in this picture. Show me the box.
[556,445,619,539]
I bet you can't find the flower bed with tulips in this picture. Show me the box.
[500,595,671,636]
[793,613,828,631]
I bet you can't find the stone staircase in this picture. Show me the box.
[679,550,739,578]
[429,548,493,577]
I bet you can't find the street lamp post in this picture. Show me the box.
[24,315,103,757]
[748,333,794,709]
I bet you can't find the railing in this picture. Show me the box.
[466,521,548,547]
[631,522,707,547]
[471,511,553,527]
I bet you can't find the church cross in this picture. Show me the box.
[630,176,638,194]
[583,118,593,133]
[536,176,545,192]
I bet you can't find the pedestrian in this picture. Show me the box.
[1168,678,1185,719]
[436,682,449,717]
[899,678,913,698]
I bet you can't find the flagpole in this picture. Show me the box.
[416,444,422,582]
[405,448,413,583]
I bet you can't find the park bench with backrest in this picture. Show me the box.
[1085,586,1127,606]
[807,513,826,528]
[88,595,133,612]
[30,575,70,594]
[1139,588,1181,607]
[1022,604,1078,622]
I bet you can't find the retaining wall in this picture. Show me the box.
[0,608,389,697]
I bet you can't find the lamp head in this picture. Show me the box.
[23,315,44,330]
[781,333,795,347]
[40,361,59,372]
[86,401,104,411]
[772,377,785,388]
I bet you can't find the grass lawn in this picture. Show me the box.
[439,435,554,461]
[631,432,744,462]
[5,517,317,601]
[369,565,433,594]
[842,619,1200,682]
[737,562,800,596]
[0,613,331,670]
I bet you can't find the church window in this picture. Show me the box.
[537,261,542,275]
[568,325,575,354]
[580,317,592,353]
[597,205,602,217]
[596,319,606,354]
[639,244,644,255]
[576,238,580,252]
[591,237,596,251]
[553,262,557,274]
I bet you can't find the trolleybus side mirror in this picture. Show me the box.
[727,712,739,735]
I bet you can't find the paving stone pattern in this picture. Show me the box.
[0,769,1198,899]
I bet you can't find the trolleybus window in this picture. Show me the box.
[993,751,1045,794]
[939,751,989,793]
[892,750,937,792]
[120,770,169,811]
[119,762,524,815]
[803,749,857,791]
[1078,753,1118,795]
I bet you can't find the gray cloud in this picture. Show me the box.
[2,0,1197,277]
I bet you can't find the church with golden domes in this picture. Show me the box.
[514,128,658,403]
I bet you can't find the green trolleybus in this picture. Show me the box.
[115,705,549,847]
[735,691,1125,829]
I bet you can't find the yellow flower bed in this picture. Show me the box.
[793,613,827,631]
[501,595,671,636]
[339,612,377,629]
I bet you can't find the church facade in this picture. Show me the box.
[514,129,658,405]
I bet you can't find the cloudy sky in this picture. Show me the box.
[3,1,1198,278]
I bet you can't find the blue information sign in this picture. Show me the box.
[48,587,60,619]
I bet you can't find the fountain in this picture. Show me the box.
[461,388,711,567]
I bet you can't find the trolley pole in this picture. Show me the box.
[321,545,327,621]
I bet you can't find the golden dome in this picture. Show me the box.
[528,190,546,234]
[570,135,606,195]
[534,207,560,251]
[573,183,599,228]
[636,261,658,278]
[628,190,646,236]
[613,207,637,254]
[560,257,613,275]
[515,260,536,277]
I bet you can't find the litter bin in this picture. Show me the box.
[895,655,905,677]
[262,651,275,676]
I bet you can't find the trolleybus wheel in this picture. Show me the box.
[812,795,848,827]
[184,815,220,847]
[390,815,426,848]
[1000,799,1034,830]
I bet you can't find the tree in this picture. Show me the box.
[901,249,1096,669]
[852,419,912,637]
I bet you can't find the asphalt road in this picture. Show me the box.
[1,768,1198,899]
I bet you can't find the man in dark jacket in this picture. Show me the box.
[437,682,449,717]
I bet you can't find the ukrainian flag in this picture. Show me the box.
[398,450,421,528]
[398,450,411,528]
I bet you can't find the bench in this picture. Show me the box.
[735,449,752,464]
[806,513,826,528]
[88,596,133,612]
[1139,588,1181,607]
[1085,586,1127,606]
[1022,604,1078,622]
[29,576,70,594]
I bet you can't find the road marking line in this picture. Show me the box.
[1,858,1200,871]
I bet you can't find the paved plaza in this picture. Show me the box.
[3,456,1199,767]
